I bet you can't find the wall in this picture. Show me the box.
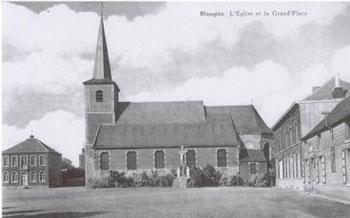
[86,146,239,180]
[2,153,49,188]
[239,162,267,180]
[239,135,261,150]
[303,122,350,201]
[48,153,62,187]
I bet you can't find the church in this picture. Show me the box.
[83,16,274,183]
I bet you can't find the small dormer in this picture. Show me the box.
[332,74,347,99]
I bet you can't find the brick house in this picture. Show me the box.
[272,76,350,190]
[301,95,350,201]
[83,16,273,183]
[2,135,62,188]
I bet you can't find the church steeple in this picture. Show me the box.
[93,15,112,80]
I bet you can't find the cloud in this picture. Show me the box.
[2,111,84,166]
[331,45,350,81]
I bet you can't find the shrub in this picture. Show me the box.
[219,175,243,186]
[244,173,269,187]
[188,164,222,187]
[88,173,114,189]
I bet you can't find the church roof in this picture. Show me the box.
[302,95,350,140]
[3,135,61,155]
[240,149,267,162]
[205,105,272,134]
[116,101,206,124]
[93,113,239,149]
[303,77,350,101]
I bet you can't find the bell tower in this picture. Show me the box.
[83,14,119,145]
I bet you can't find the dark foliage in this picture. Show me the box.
[188,164,222,187]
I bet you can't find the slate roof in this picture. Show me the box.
[302,95,350,140]
[116,101,206,125]
[93,113,239,149]
[240,149,267,162]
[303,77,350,101]
[205,105,272,134]
[3,136,61,155]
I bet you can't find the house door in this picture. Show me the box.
[20,172,28,186]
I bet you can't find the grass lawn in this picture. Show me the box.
[2,186,350,218]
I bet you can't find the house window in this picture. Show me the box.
[342,150,347,184]
[345,121,350,140]
[11,172,18,183]
[127,151,137,170]
[154,150,165,169]
[295,153,299,178]
[305,160,309,183]
[331,148,336,172]
[95,90,103,102]
[186,150,196,168]
[20,156,28,170]
[30,171,37,183]
[11,156,18,167]
[39,155,45,166]
[3,171,9,183]
[30,155,37,166]
[100,152,109,170]
[250,163,257,175]
[3,156,9,167]
[315,157,319,183]
[39,171,45,182]
[279,160,283,179]
[320,156,326,184]
[217,149,227,167]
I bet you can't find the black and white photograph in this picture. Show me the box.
[2,1,350,217]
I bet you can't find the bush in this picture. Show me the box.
[219,175,243,186]
[188,164,222,187]
[88,173,115,189]
[244,173,269,187]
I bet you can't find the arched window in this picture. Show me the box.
[217,149,227,167]
[96,90,103,102]
[186,150,196,168]
[3,171,9,183]
[127,151,137,170]
[100,152,109,170]
[155,150,165,169]
[30,171,37,183]
[11,171,18,183]
[39,171,45,182]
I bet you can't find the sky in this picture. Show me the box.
[2,2,350,166]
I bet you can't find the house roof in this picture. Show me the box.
[116,101,206,125]
[303,77,350,101]
[93,113,239,149]
[302,95,350,140]
[240,149,267,162]
[2,135,61,155]
[205,105,272,134]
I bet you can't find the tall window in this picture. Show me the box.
[3,156,9,167]
[346,121,350,140]
[39,171,45,182]
[30,155,37,166]
[331,148,336,172]
[279,160,283,179]
[127,151,137,170]
[100,152,109,170]
[11,156,18,167]
[11,172,18,183]
[39,155,45,166]
[217,149,227,167]
[155,150,165,169]
[3,172,9,183]
[186,150,196,168]
[20,156,28,170]
[320,156,326,184]
[342,150,347,184]
[30,171,37,183]
[315,157,319,183]
[250,163,257,174]
[96,90,103,102]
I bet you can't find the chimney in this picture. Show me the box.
[312,86,320,93]
[332,74,346,99]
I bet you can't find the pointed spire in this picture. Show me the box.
[92,11,112,80]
